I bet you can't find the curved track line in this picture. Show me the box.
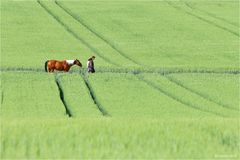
[136,75,224,117]
[166,1,239,37]
[185,2,238,27]
[55,74,72,117]
[55,1,141,66]
[81,73,110,116]
[37,0,119,67]
[165,75,239,111]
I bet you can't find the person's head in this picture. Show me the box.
[74,59,82,67]
[92,56,95,60]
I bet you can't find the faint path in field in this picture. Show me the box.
[55,74,72,117]
[0,67,45,73]
[165,75,239,111]
[1,67,238,117]
[80,72,110,116]
[166,1,239,37]
[0,67,239,75]
[37,0,119,67]
[1,140,6,157]
[135,74,224,117]
[1,90,4,106]
[184,2,238,27]
[55,1,142,66]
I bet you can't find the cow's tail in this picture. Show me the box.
[45,60,48,72]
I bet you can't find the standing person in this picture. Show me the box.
[87,56,96,73]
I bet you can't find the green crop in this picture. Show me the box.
[87,73,216,117]
[1,118,239,159]
[139,73,239,117]
[1,72,66,118]
[167,73,240,111]
[56,74,101,117]
[59,0,239,68]
[1,0,239,159]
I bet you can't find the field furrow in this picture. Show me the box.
[81,73,110,116]
[1,1,111,69]
[55,74,102,117]
[37,0,117,67]
[183,2,238,28]
[139,73,239,117]
[55,1,142,66]
[1,72,67,118]
[166,1,239,37]
[1,0,239,158]
[184,1,239,27]
[87,73,216,117]
[2,66,239,75]
[167,73,240,111]
[137,75,221,117]
[1,90,3,106]
[165,75,238,111]
[60,0,239,68]
[55,74,72,117]
[38,0,138,67]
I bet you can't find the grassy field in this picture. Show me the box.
[2,118,239,159]
[167,73,240,111]
[57,0,239,68]
[1,72,66,118]
[1,0,239,159]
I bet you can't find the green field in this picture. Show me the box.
[1,0,239,159]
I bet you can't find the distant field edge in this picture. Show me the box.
[1,66,239,75]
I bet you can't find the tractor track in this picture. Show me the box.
[55,0,141,66]
[136,74,226,117]
[184,2,238,28]
[36,0,240,76]
[37,0,119,67]
[166,1,239,37]
[1,66,238,117]
[1,90,4,106]
[165,75,239,111]
[81,73,110,116]
[55,74,72,117]
[1,67,239,75]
